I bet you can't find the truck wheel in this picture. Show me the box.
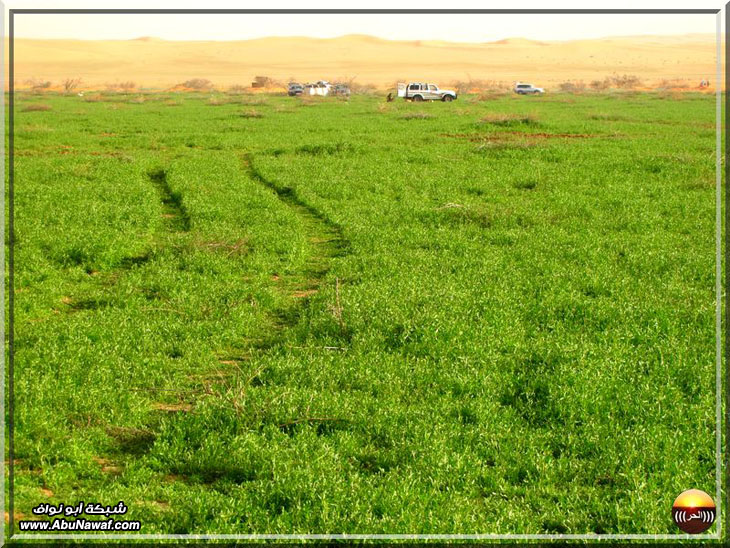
[413,95,424,102]
[442,95,453,102]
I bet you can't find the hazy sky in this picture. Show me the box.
[5,0,721,42]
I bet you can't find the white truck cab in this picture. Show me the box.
[397,82,457,102]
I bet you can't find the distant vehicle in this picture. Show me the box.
[514,82,544,95]
[332,84,351,96]
[397,82,457,102]
[303,81,332,96]
[288,82,304,96]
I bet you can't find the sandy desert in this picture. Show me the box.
[5,32,720,91]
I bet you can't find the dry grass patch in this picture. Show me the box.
[238,97,269,107]
[298,96,326,107]
[227,84,249,95]
[475,140,535,152]
[152,402,193,413]
[21,103,51,112]
[293,289,318,298]
[207,97,230,106]
[240,109,264,119]
[656,90,687,101]
[473,90,510,102]
[93,457,123,475]
[195,237,250,256]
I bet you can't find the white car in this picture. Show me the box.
[397,82,458,102]
[514,83,544,95]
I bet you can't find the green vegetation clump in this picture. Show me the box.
[479,112,539,126]
[9,91,717,536]
[400,111,433,120]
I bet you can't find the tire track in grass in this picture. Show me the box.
[81,169,193,477]
[241,152,348,334]
[148,168,191,232]
[104,157,347,484]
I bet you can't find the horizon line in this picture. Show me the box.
[5,31,719,44]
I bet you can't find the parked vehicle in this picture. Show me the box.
[304,81,332,96]
[397,82,457,102]
[514,82,544,95]
[332,84,351,96]
[288,82,304,96]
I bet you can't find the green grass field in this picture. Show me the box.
[8,90,720,535]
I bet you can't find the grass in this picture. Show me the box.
[20,103,52,112]
[479,112,539,126]
[239,109,264,119]
[8,90,719,536]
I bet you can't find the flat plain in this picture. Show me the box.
[9,89,719,535]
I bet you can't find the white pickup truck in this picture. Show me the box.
[514,82,545,95]
[397,82,457,102]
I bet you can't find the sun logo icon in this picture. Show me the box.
[672,489,716,534]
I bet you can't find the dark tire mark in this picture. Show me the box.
[241,152,348,330]
[148,169,191,232]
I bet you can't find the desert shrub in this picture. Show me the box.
[26,78,51,91]
[63,78,81,93]
[119,81,136,91]
[474,90,509,101]
[451,79,506,96]
[589,75,641,91]
[559,81,586,93]
[350,83,378,95]
[251,76,284,89]
[182,79,212,90]
[609,74,642,89]
[251,76,271,88]
[452,80,473,95]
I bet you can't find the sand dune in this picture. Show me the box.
[6,33,719,91]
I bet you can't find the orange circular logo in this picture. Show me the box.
[672,489,716,534]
